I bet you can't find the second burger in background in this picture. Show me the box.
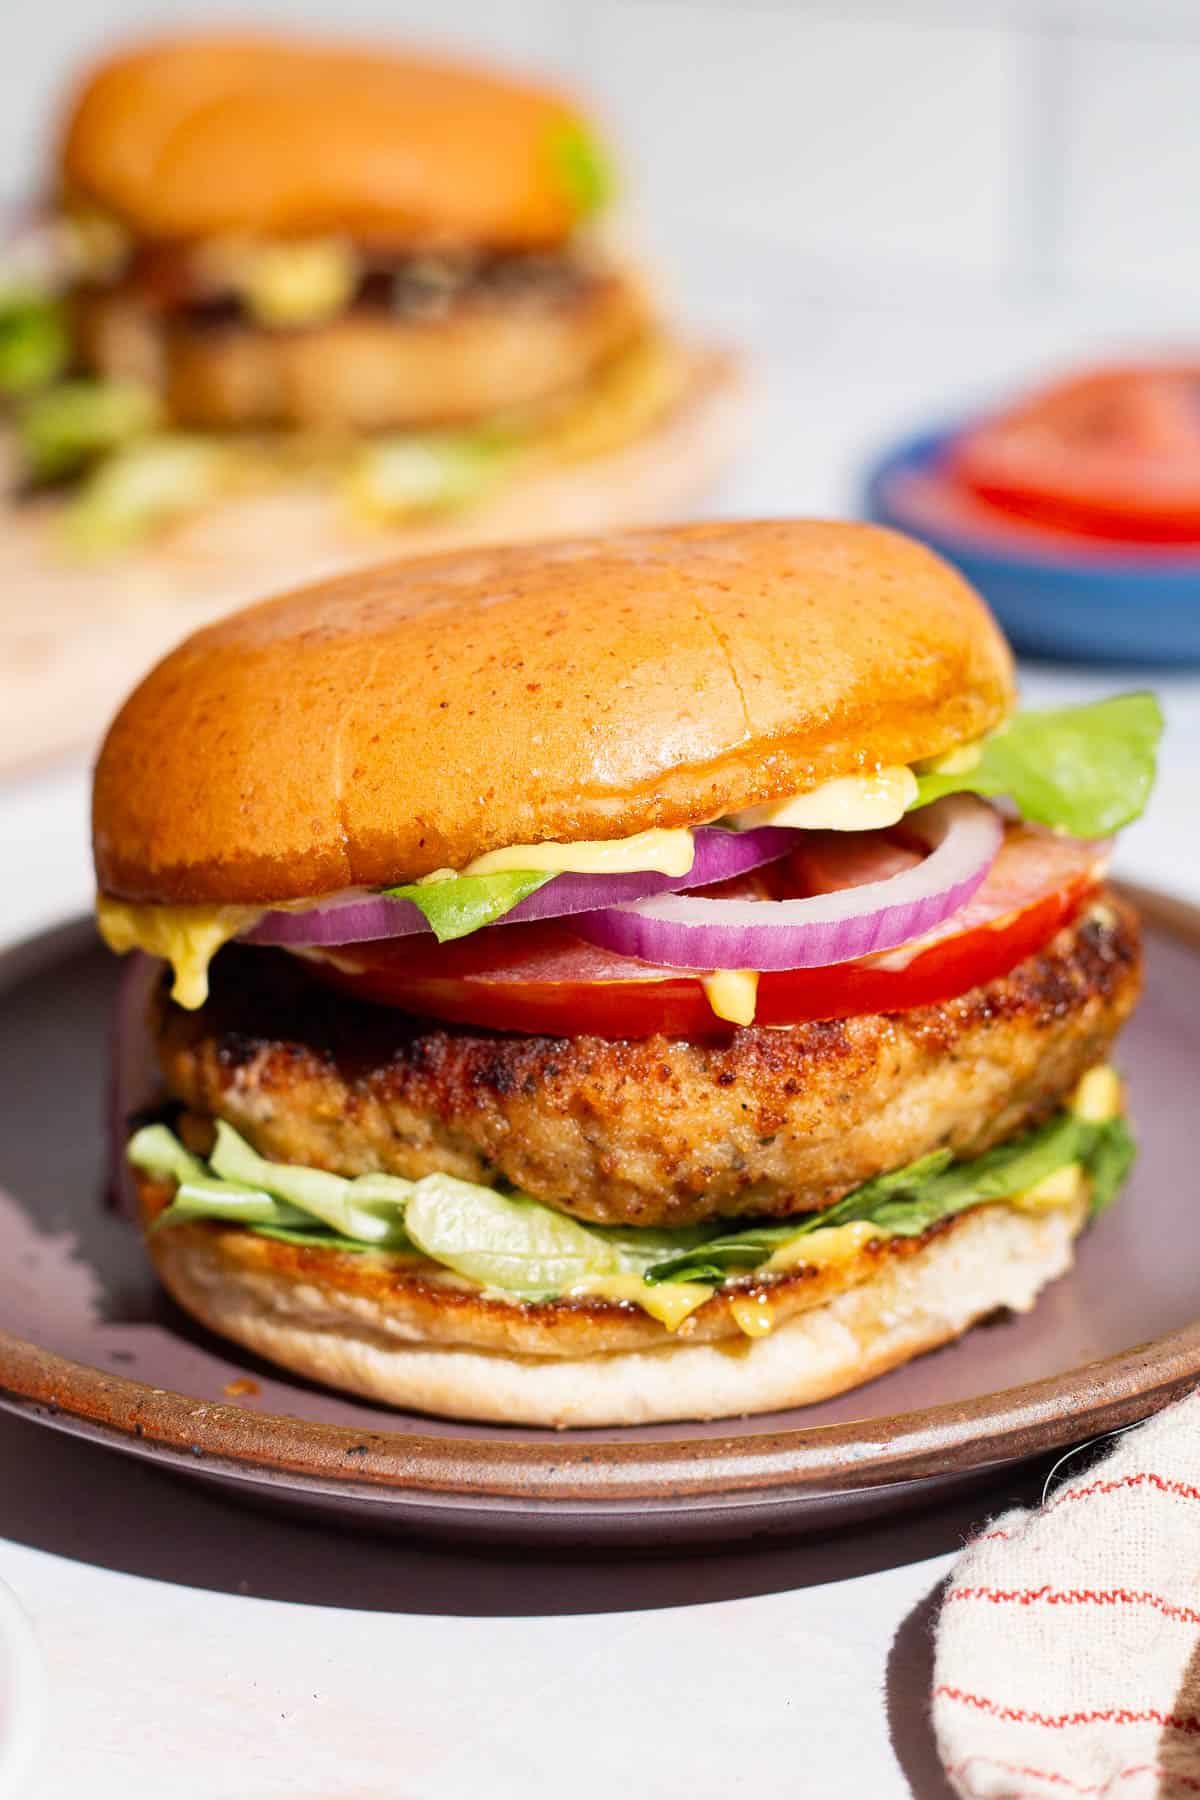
[5,31,741,555]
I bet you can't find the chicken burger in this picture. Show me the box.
[96,520,1160,1426]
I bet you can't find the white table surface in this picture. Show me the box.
[2,295,1199,1799]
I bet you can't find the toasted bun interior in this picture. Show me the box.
[93,518,1015,904]
[60,35,592,249]
[146,1198,1085,1427]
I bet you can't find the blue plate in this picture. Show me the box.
[862,425,1200,664]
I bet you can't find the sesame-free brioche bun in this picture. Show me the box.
[93,518,1016,906]
[60,34,595,249]
[141,1183,1085,1427]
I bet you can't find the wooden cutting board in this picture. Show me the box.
[0,347,743,779]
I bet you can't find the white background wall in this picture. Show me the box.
[5,0,1199,313]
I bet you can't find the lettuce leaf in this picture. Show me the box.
[351,1179,709,1295]
[642,1151,955,1286]
[346,431,511,522]
[153,1179,311,1234]
[19,377,159,482]
[644,1112,1134,1285]
[548,120,615,218]
[63,436,227,555]
[380,869,553,943]
[130,1120,413,1249]
[0,292,69,395]
[912,693,1162,837]
[403,1176,625,1296]
[135,1120,708,1283]
[251,1223,389,1253]
[131,1107,1134,1295]
[207,1119,414,1244]
[128,1123,208,1188]
[1082,1116,1137,1219]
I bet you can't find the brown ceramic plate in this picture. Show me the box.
[0,893,1197,1548]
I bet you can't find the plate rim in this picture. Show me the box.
[1,888,1196,1514]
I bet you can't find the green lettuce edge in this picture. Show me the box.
[644,1110,1133,1285]
[910,693,1163,838]
[380,869,553,942]
[128,1103,1133,1300]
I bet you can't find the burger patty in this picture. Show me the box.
[151,892,1141,1229]
[72,263,649,431]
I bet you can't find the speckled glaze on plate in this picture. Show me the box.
[0,893,1197,1548]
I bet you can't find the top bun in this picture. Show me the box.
[59,34,597,249]
[93,520,1016,906]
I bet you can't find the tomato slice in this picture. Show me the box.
[949,364,1200,543]
[304,825,1106,1037]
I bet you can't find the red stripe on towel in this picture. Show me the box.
[946,1584,1200,1625]
[934,1689,1200,1733]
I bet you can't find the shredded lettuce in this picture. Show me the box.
[0,291,69,396]
[642,1150,955,1286]
[251,1223,395,1253]
[912,694,1162,838]
[156,1179,311,1233]
[380,869,553,943]
[404,1178,624,1296]
[130,1120,413,1249]
[63,435,227,554]
[1081,1116,1137,1219]
[127,1123,207,1188]
[345,431,510,522]
[401,1178,712,1298]
[130,1100,1133,1299]
[644,1111,1134,1285]
[18,378,160,483]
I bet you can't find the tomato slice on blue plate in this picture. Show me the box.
[950,364,1200,543]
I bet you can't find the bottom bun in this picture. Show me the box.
[148,1197,1086,1427]
[0,342,744,778]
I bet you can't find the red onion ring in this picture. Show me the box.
[571,796,1003,971]
[107,951,163,1220]
[242,825,800,950]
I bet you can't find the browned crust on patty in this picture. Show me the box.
[151,892,1141,1229]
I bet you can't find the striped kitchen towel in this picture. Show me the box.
[933,1388,1200,1799]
